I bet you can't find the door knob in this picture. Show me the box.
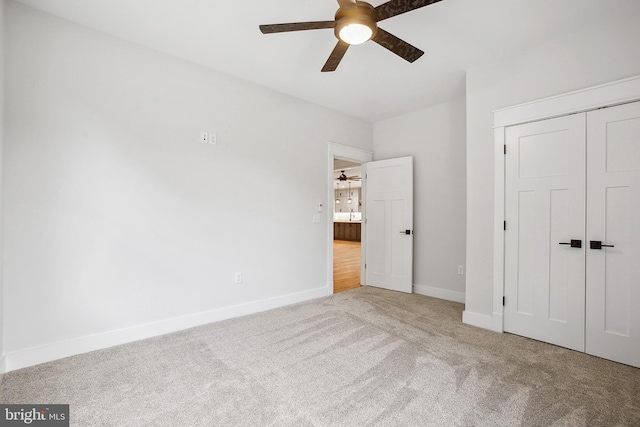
[590,240,614,250]
[559,239,582,248]
[399,230,413,235]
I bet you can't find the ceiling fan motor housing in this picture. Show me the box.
[334,1,378,43]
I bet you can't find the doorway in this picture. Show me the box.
[327,143,372,295]
[327,143,414,295]
[332,159,363,293]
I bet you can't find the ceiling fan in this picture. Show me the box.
[259,0,443,72]
[337,170,361,181]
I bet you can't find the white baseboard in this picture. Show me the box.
[0,355,6,376]
[326,281,334,295]
[491,312,504,333]
[4,286,329,373]
[462,310,495,331]
[413,284,465,304]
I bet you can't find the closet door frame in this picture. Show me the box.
[489,75,640,333]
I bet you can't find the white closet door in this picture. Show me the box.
[504,114,586,352]
[586,101,640,368]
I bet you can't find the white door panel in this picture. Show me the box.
[365,157,413,293]
[504,114,586,352]
[586,102,640,368]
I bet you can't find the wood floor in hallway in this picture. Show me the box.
[333,240,361,293]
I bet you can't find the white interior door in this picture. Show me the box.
[364,156,413,293]
[586,101,640,367]
[503,114,586,352]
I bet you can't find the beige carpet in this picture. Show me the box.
[1,287,639,426]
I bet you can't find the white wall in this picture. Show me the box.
[3,1,372,370]
[464,12,640,326]
[373,96,466,303]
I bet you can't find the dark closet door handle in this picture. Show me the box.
[590,240,614,250]
[559,239,582,248]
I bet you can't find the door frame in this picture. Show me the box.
[488,75,640,333]
[327,142,373,294]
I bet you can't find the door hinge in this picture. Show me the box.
[503,296,505,306]
[504,221,506,231]
[365,263,367,269]
[504,145,507,155]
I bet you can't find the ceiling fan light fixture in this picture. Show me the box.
[334,2,377,46]
[338,22,373,45]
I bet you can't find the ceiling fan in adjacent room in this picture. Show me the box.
[259,0,443,72]
[337,170,361,181]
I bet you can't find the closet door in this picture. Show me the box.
[586,101,640,368]
[504,114,586,352]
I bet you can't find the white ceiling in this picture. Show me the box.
[14,0,640,122]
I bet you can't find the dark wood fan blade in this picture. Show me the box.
[259,21,335,34]
[322,40,350,72]
[374,0,443,22]
[372,28,424,63]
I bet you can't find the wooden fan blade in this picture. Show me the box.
[322,40,350,72]
[372,28,424,63]
[374,0,443,22]
[259,21,335,34]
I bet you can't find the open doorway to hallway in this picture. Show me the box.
[332,159,362,293]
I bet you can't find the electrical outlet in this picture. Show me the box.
[235,272,242,284]
[200,132,208,144]
[457,265,464,275]
[209,133,217,145]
